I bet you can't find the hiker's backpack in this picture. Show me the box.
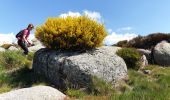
[16,30,24,38]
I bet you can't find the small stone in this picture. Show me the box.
[143,70,151,74]
[0,47,5,52]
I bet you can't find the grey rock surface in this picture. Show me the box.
[0,47,5,52]
[0,86,66,100]
[31,38,42,46]
[143,70,151,74]
[140,55,148,69]
[8,46,19,51]
[153,41,170,66]
[28,38,45,52]
[137,49,151,62]
[28,44,45,52]
[33,46,127,88]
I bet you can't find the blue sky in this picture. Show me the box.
[0,0,170,45]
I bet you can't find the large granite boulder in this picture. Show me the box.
[137,49,151,62]
[0,86,66,100]
[31,38,41,46]
[153,41,170,66]
[33,46,127,88]
[28,39,45,52]
[8,46,19,51]
[0,47,5,52]
[28,45,45,52]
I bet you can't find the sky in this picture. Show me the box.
[0,0,170,45]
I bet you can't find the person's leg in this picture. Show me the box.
[18,40,29,55]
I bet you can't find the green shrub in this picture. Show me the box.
[35,16,107,51]
[117,48,142,70]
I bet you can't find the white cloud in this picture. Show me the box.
[28,33,35,41]
[59,11,81,18]
[117,27,133,31]
[104,31,137,46]
[83,10,102,22]
[0,33,16,45]
[0,33,35,46]
[59,10,102,23]
[108,29,113,33]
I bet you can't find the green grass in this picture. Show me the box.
[65,89,87,98]
[0,51,170,100]
[110,65,170,100]
[115,69,170,100]
[0,51,50,93]
[65,65,170,100]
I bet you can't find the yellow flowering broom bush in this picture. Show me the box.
[35,16,107,50]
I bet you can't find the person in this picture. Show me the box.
[17,24,34,55]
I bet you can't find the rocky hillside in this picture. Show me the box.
[0,36,169,100]
[115,33,170,49]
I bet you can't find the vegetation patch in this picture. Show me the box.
[35,16,107,51]
[0,51,50,93]
[0,51,169,100]
[116,48,142,70]
[115,33,170,49]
